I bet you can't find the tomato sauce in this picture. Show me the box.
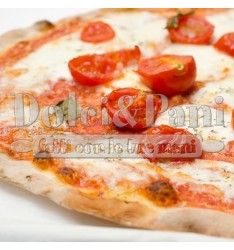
[176,182,234,213]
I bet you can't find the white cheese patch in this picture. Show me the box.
[101,11,168,57]
[206,9,234,41]
[100,68,150,95]
[155,105,234,146]
[65,158,157,188]
[191,75,234,109]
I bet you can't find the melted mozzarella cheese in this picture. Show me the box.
[66,158,157,189]
[101,11,169,57]
[159,160,234,202]
[191,76,234,109]
[155,105,234,146]
[206,9,234,41]
[102,68,150,94]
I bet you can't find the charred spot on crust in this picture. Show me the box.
[16,41,30,47]
[183,222,200,233]
[33,155,53,170]
[35,20,55,31]
[26,175,32,182]
[146,180,178,207]
[58,167,78,185]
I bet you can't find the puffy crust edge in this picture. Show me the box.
[1,153,234,239]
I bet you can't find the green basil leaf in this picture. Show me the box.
[166,10,195,29]
[56,98,81,122]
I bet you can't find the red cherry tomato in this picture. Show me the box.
[80,21,115,43]
[137,55,196,97]
[214,32,234,57]
[103,88,161,130]
[68,46,141,86]
[167,15,214,44]
[225,141,234,157]
[140,125,196,162]
[146,125,191,136]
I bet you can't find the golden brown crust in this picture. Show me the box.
[0,20,55,53]
[0,8,234,240]
[1,153,234,239]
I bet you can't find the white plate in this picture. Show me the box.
[0,8,229,242]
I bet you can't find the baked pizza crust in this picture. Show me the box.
[0,20,54,53]
[1,152,234,239]
[0,8,234,239]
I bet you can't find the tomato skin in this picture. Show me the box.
[68,55,120,86]
[68,46,141,86]
[141,125,195,162]
[145,125,191,136]
[225,141,234,156]
[214,32,234,57]
[137,55,196,97]
[167,15,214,45]
[80,21,115,43]
[103,88,161,130]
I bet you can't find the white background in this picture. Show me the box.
[0,9,95,35]
[0,0,233,8]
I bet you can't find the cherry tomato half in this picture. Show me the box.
[68,46,141,86]
[146,125,191,136]
[140,125,196,162]
[137,55,196,97]
[214,32,234,57]
[167,15,214,45]
[80,21,115,43]
[103,88,161,130]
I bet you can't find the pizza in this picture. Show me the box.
[0,8,234,239]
